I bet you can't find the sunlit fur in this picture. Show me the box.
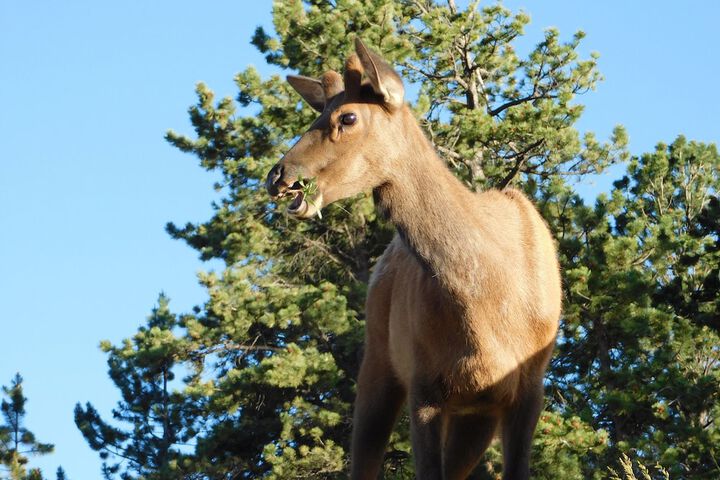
[266,39,561,480]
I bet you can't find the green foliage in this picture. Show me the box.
[554,138,720,477]
[74,295,199,480]
[77,1,718,478]
[0,374,54,480]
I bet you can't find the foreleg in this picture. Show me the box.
[442,413,498,480]
[350,346,406,479]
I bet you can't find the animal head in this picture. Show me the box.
[265,38,406,218]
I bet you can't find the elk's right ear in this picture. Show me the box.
[287,75,325,112]
[354,38,404,110]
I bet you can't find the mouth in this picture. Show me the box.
[275,180,322,218]
[288,189,306,213]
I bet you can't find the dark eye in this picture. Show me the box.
[340,112,357,126]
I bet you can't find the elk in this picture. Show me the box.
[265,39,561,480]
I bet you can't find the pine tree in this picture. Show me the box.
[556,137,720,477]
[160,2,620,477]
[74,295,199,479]
[0,374,54,480]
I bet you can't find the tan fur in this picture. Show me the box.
[266,39,561,480]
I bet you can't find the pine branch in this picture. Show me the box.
[497,139,545,188]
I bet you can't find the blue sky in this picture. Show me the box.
[1,1,718,478]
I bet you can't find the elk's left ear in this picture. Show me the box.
[354,38,404,110]
[287,75,325,112]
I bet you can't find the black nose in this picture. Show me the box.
[266,163,284,197]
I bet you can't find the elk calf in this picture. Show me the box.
[266,39,561,480]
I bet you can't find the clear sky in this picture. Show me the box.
[1,1,718,478]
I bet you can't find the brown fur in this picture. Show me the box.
[266,39,561,480]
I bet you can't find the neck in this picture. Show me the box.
[374,110,489,299]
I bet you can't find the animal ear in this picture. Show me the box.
[320,71,344,99]
[354,38,404,110]
[343,54,363,99]
[287,75,325,112]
